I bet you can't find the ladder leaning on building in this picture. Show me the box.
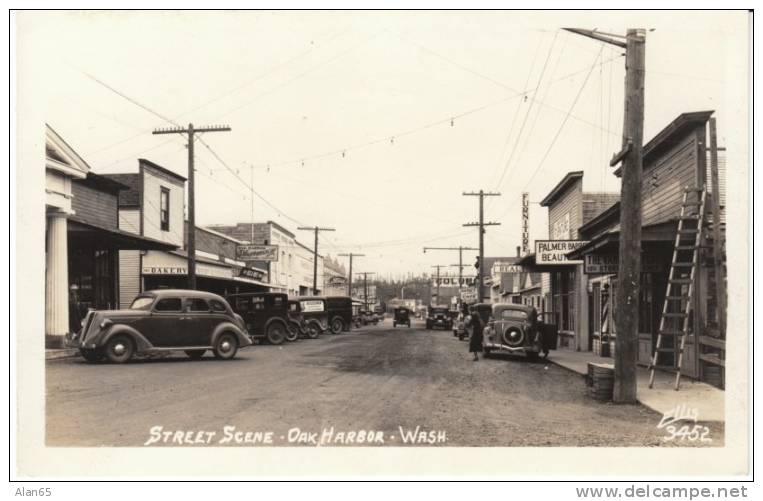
[649,186,707,390]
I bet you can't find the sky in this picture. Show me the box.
[20,10,748,278]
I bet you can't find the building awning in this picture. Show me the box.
[67,218,177,251]
[566,220,678,260]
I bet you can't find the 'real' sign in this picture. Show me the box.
[535,240,588,265]
[236,244,279,262]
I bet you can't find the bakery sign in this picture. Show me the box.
[236,244,279,262]
[535,240,588,265]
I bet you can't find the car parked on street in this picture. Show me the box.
[392,307,411,328]
[426,305,453,330]
[481,304,558,361]
[67,289,251,363]
[325,296,353,334]
[226,292,293,345]
[297,296,330,333]
[287,300,322,339]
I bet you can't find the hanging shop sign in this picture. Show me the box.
[521,192,530,255]
[328,276,347,286]
[491,262,524,275]
[431,276,475,287]
[236,244,279,262]
[238,267,266,281]
[535,240,588,265]
[460,290,478,303]
[584,253,665,274]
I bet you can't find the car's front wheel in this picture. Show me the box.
[185,349,206,360]
[305,321,321,339]
[285,326,299,342]
[213,333,239,360]
[104,334,134,364]
[266,322,286,345]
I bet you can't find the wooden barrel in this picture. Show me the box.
[587,362,615,401]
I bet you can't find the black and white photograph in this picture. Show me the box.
[11,6,753,483]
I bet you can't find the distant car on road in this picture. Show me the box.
[392,307,411,328]
[226,292,293,345]
[481,304,558,361]
[67,289,251,363]
[426,306,453,330]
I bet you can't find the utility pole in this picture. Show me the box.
[564,27,645,403]
[463,190,501,302]
[423,246,479,288]
[153,123,231,289]
[298,226,336,295]
[338,253,364,298]
[708,118,726,335]
[430,265,447,304]
[355,272,375,310]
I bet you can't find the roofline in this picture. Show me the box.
[139,158,187,182]
[199,225,248,245]
[540,171,584,207]
[614,110,714,176]
[45,124,91,177]
[77,172,131,193]
[578,201,621,235]
[266,220,296,239]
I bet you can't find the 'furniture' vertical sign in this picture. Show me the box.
[521,192,530,255]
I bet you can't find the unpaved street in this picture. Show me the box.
[46,319,723,447]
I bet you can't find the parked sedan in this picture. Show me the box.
[481,304,558,361]
[67,289,252,363]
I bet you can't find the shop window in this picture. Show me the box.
[155,297,182,311]
[552,271,576,332]
[160,187,170,231]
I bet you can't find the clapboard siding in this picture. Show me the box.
[119,209,140,235]
[642,132,700,227]
[71,182,119,229]
[548,178,583,239]
[582,193,619,225]
[119,250,140,308]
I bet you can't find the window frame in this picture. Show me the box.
[154,297,182,312]
[160,186,170,232]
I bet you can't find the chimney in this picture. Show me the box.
[516,246,521,257]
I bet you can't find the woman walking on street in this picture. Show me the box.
[468,309,484,361]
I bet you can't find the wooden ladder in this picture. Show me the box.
[649,186,707,391]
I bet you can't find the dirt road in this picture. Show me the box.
[46,319,723,447]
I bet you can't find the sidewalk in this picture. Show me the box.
[547,349,725,423]
[46,348,79,360]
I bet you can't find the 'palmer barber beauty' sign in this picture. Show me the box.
[535,240,588,265]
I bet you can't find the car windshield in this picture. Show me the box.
[500,309,528,320]
[130,297,154,310]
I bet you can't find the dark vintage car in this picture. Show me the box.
[481,304,558,360]
[297,296,330,333]
[287,300,322,339]
[325,296,353,334]
[226,292,292,345]
[392,307,411,328]
[67,289,251,363]
[425,305,453,330]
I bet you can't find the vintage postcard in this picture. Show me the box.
[12,8,752,479]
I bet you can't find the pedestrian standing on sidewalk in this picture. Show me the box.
[468,308,484,361]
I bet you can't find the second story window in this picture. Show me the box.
[160,187,170,231]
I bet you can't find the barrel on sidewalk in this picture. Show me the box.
[586,362,615,402]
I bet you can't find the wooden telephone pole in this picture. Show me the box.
[430,265,447,304]
[564,28,646,403]
[355,272,376,310]
[153,123,231,289]
[338,253,364,297]
[463,190,501,302]
[423,246,479,289]
[297,226,336,294]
